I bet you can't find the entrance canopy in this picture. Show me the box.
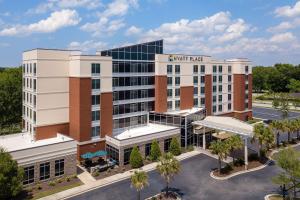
[81,150,107,159]
[192,116,253,138]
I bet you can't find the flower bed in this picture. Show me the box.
[145,192,181,200]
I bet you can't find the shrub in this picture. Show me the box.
[70,174,77,179]
[248,153,259,161]
[66,177,71,182]
[37,184,42,190]
[56,178,63,184]
[150,140,161,161]
[92,171,100,177]
[187,145,194,152]
[130,146,143,169]
[48,181,56,187]
[169,137,181,156]
[233,158,244,166]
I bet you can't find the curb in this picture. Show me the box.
[40,151,200,200]
[264,194,281,200]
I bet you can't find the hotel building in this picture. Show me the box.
[21,40,252,166]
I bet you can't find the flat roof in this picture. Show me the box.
[193,116,253,138]
[164,107,205,117]
[114,123,179,140]
[0,132,74,152]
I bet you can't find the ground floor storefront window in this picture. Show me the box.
[40,162,50,181]
[164,138,172,152]
[145,143,151,157]
[106,144,119,164]
[124,148,133,165]
[55,159,64,176]
[23,166,34,185]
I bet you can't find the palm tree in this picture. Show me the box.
[209,140,229,174]
[263,126,275,150]
[156,152,181,197]
[252,124,274,158]
[283,120,292,143]
[291,120,298,142]
[296,119,300,140]
[226,135,243,164]
[270,120,283,147]
[131,170,149,200]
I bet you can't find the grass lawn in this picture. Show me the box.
[31,181,83,200]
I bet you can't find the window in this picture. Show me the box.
[201,98,205,105]
[91,126,100,137]
[23,166,34,185]
[164,138,172,152]
[245,66,249,73]
[167,89,172,97]
[213,105,217,113]
[194,87,198,95]
[213,65,217,73]
[228,103,232,110]
[200,65,205,73]
[213,76,217,83]
[219,75,222,83]
[167,77,172,85]
[228,66,232,73]
[175,88,180,96]
[245,84,249,90]
[30,63,32,74]
[228,75,232,82]
[213,86,217,93]
[92,111,100,121]
[92,79,100,90]
[193,76,198,84]
[92,95,100,105]
[55,159,64,176]
[200,76,205,83]
[145,143,151,157]
[175,65,180,74]
[124,148,133,165]
[218,65,222,73]
[218,85,222,92]
[218,104,222,112]
[175,100,180,109]
[245,102,249,109]
[33,79,36,91]
[228,85,232,92]
[92,63,100,74]
[33,63,36,75]
[167,65,172,74]
[201,87,205,94]
[218,95,222,102]
[39,162,50,180]
[194,98,198,106]
[213,95,216,103]
[193,65,198,73]
[228,94,232,101]
[175,77,180,85]
[167,101,172,110]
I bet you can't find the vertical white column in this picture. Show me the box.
[244,137,248,170]
[203,127,206,150]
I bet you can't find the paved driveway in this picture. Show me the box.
[70,154,282,200]
[253,107,300,120]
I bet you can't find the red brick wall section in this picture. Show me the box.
[205,75,212,115]
[35,123,69,140]
[100,92,113,137]
[248,74,253,110]
[77,141,106,160]
[180,86,194,110]
[69,77,92,142]
[155,75,167,113]
[233,74,246,111]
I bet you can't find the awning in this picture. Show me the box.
[192,116,253,138]
[81,150,107,159]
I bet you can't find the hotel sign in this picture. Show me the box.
[168,55,203,62]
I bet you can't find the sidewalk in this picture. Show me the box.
[41,150,201,200]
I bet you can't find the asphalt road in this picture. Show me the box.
[70,154,282,200]
[253,107,300,120]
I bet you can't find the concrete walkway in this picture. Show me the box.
[76,165,96,184]
[40,150,201,200]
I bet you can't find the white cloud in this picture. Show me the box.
[274,1,300,17]
[269,32,296,43]
[0,9,80,36]
[125,26,142,35]
[27,0,102,14]
[68,40,107,52]
[80,0,139,37]
[268,18,300,32]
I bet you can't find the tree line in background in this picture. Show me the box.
[0,67,22,135]
[253,64,300,93]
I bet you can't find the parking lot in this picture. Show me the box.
[253,107,300,120]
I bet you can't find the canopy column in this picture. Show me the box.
[244,137,248,170]
[203,127,206,150]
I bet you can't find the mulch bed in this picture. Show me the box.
[212,157,269,177]
[146,192,181,200]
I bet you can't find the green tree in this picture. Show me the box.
[0,67,22,133]
[226,135,243,164]
[287,78,300,93]
[252,66,268,92]
[272,94,280,109]
[156,152,181,197]
[131,170,149,200]
[169,137,181,156]
[278,93,290,119]
[149,140,161,161]
[283,120,292,143]
[270,120,284,147]
[0,148,24,199]
[209,140,229,174]
[252,124,274,158]
[272,147,300,199]
[130,146,143,169]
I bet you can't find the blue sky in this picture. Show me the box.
[0,0,300,67]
